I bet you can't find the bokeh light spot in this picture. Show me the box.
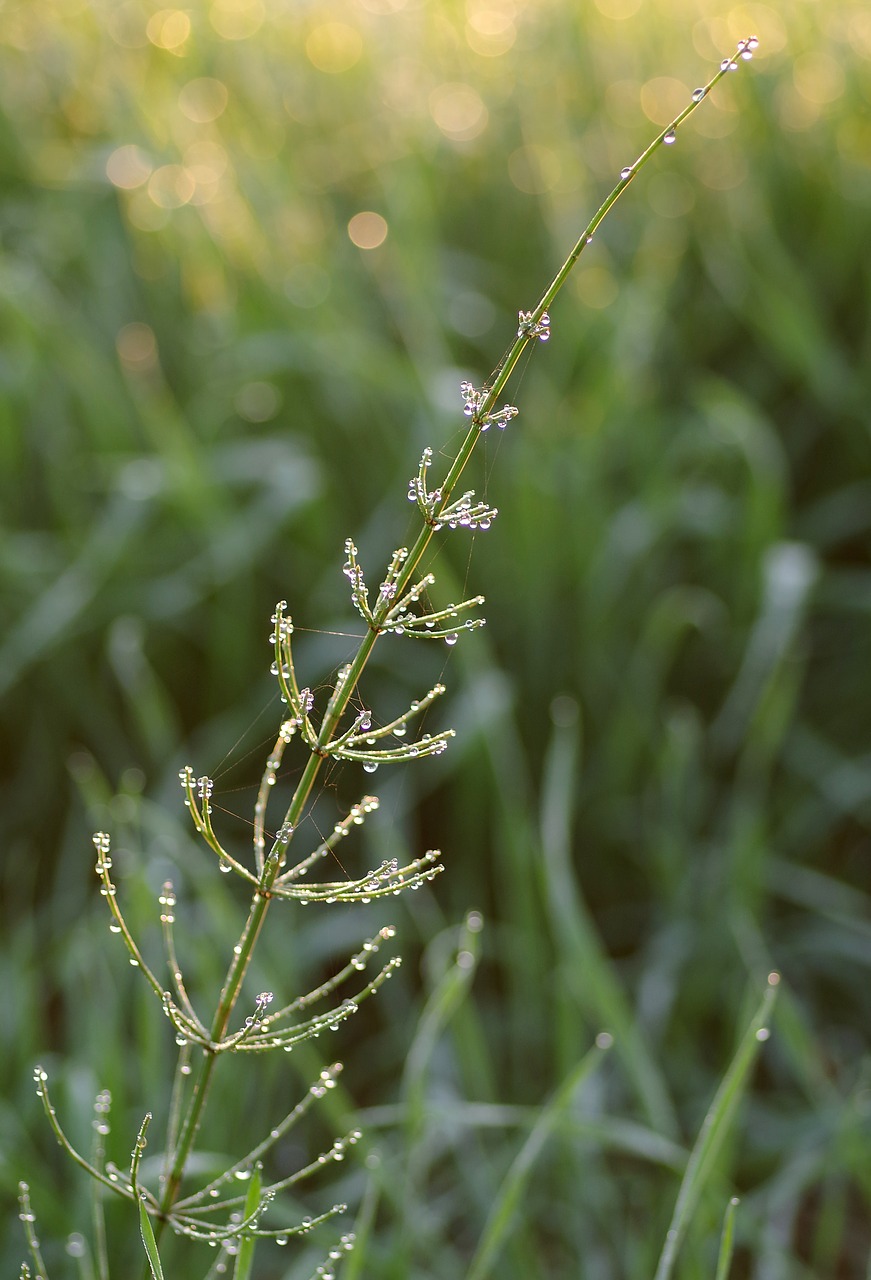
[793,51,845,106]
[126,192,170,232]
[850,12,871,59]
[306,22,364,74]
[348,212,388,249]
[116,322,158,370]
[106,145,153,190]
[148,164,196,209]
[184,140,229,203]
[726,5,786,56]
[179,78,229,123]
[429,83,488,141]
[594,0,642,19]
[465,4,517,57]
[574,266,619,310]
[696,147,747,190]
[209,0,264,42]
[508,144,561,195]
[107,3,150,48]
[235,381,281,422]
[146,9,191,52]
[640,77,690,127]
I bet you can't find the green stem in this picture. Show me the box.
[155,36,753,1230]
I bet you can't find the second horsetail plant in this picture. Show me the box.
[23,36,762,1280]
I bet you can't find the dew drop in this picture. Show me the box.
[444,634,458,647]
[620,166,633,180]
[663,129,676,145]
[362,761,379,774]
[66,1234,87,1258]
[692,87,706,102]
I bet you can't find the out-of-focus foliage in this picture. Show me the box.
[2,0,871,1276]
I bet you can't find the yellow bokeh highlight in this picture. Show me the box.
[148,164,196,209]
[106,144,153,190]
[184,140,229,204]
[574,266,619,310]
[465,2,517,57]
[429,83,488,141]
[348,212,388,249]
[108,3,150,49]
[594,0,642,20]
[358,0,408,10]
[210,0,264,42]
[306,23,364,74]
[725,5,786,56]
[640,77,690,127]
[146,9,191,52]
[793,51,846,106]
[178,78,229,123]
[849,12,871,60]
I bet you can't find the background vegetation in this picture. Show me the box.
[2,0,870,1275]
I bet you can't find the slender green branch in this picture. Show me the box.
[267,35,762,841]
[149,34,760,1232]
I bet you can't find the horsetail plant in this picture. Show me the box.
[22,37,762,1280]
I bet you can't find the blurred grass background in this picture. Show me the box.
[2,0,871,1275]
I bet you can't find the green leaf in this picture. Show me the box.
[466,1039,610,1280]
[233,1167,262,1280]
[715,1197,740,1280]
[138,1199,165,1280]
[654,976,779,1280]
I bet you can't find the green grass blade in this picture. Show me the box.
[232,1166,262,1280]
[540,711,678,1135]
[465,1038,611,1280]
[402,913,482,1124]
[715,1197,740,1280]
[341,1169,380,1280]
[138,1199,165,1280]
[654,974,780,1280]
